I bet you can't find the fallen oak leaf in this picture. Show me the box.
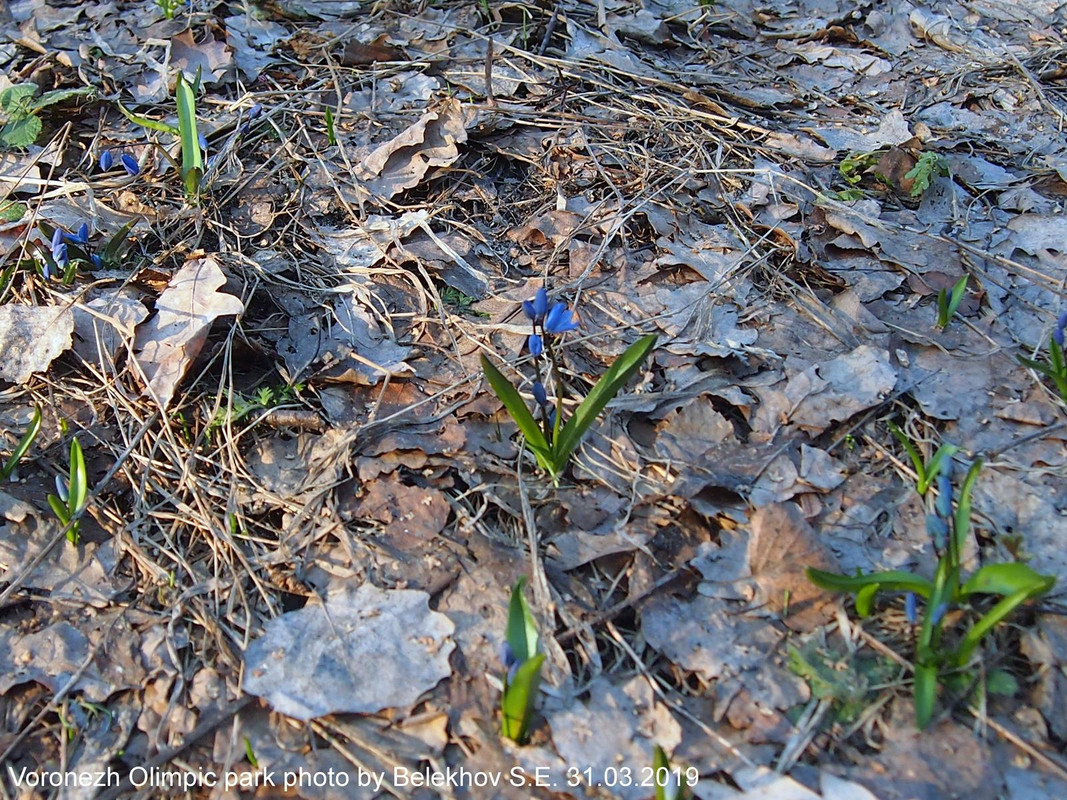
[133,257,244,409]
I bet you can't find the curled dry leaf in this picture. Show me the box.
[133,257,245,409]
[243,581,454,721]
[0,304,75,383]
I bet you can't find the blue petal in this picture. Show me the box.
[532,381,547,407]
[71,222,89,244]
[545,302,579,334]
[528,334,543,356]
[533,287,548,319]
[99,150,114,171]
[935,474,953,519]
[905,592,917,624]
[930,602,949,626]
[120,154,140,176]
[1055,310,1067,347]
[926,514,948,549]
[51,227,65,251]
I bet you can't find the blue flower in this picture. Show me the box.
[90,253,103,269]
[926,514,948,549]
[532,381,548,408]
[544,302,579,334]
[528,334,544,356]
[935,473,953,519]
[248,103,263,120]
[1055,310,1067,347]
[500,641,520,684]
[120,154,140,176]
[930,602,949,626]
[50,228,68,268]
[523,287,548,323]
[99,149,114,171]
[66,222,90,245]
[905,592,917,624]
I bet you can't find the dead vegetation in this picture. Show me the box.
[1,0,1066,798]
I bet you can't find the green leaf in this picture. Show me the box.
[806,567,933,598]
[506,577,539,664]
[47,494,70,524]
[501,653,544,743]
[116,101,180,136]
[1,406,41,480]
[67,437,88,517]
[0,201,26,223]
[952,459,981,558]
[855,583,880,617]
[986,669,1019,697]
[961,562,1055,599]
[480,354,553,464]
[913,662,938,729]
[0,83,39,113]
[947,276,968,317]
[29,86,92,111]
[953,587,1041,668]
[2,114,42,148]
[176,71,203,198]
[102,219,137,264]
[554,334,657,466]
[887,421,926,491]
[1017,355,1054,377]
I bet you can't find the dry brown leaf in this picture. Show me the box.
[133,257,244,409]
[356,99,467,200]
[0,303,75,383]
[748,502,839,631]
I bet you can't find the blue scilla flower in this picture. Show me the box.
[66,222,90,245]
[99,149,114,171]
[926,514,948,550]
[50,228,68,268]
[544,302,579,334]
[905,592,917,624]
[120,153,140,176]
[90,253,103,269]
[528,334,544,357]
[500,641,520,684]
[935,473,953,519]
[930,602,949,626]
[532,381,548,408]
[1055,310,1067,347]
[523,287,548,323]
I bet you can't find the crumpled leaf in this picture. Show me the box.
[243,581,455,720]
[171,28,234,84]
[546,676,681,800]
[224,14,288,81]
[133,257,244,409]
[0,304,75,383]
[355,98,467,200]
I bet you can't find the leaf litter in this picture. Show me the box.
[1,0,1066,798]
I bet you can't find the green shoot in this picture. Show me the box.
[46,437,89,544]
[324,107,337,146]
[1,406,41,481]
[936,276,968,329]
[175,70,203,199]
[905,152,950,198]
[501,577,544,744]
[886,421,957,495]
[652,745,693,800]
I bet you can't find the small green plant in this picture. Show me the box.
[1,406,41,481]
[904,151,949,197]
[886,421,957,496]
[481,288,656,483]
[838,151,880,187]
[652,745,695,800]
[324,107,337,146]
[1017,311,1067,404]
[0,83,92,148]
[47,437,89,545]
[441,286,488,317]
[156,0,186,19]
[500,577,545,744]
[936,275,968,329]
[807,455,1055,728]
[117,69,203,199]
[206,383,304,435]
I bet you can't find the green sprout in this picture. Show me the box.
[206,383,304,437]
[808,458,1055,728]
[936,275,968,330]
[47,437,89,545]
[652,745,694,800]
[324,107,337,146]
[886,421,957,495]
[0,83,92,149]
[1,406,41,481]
[117,68,203,200]
[904,152,950,198]
[500,577,545,744]
[155,0,186,19]
[481,288,656,483]
[1017,311,1067,404]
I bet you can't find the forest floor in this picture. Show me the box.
[1,0,1066,798]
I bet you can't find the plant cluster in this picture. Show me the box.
[807,427,1055,728]
[481,287,656,483]
[0,82,91,148]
